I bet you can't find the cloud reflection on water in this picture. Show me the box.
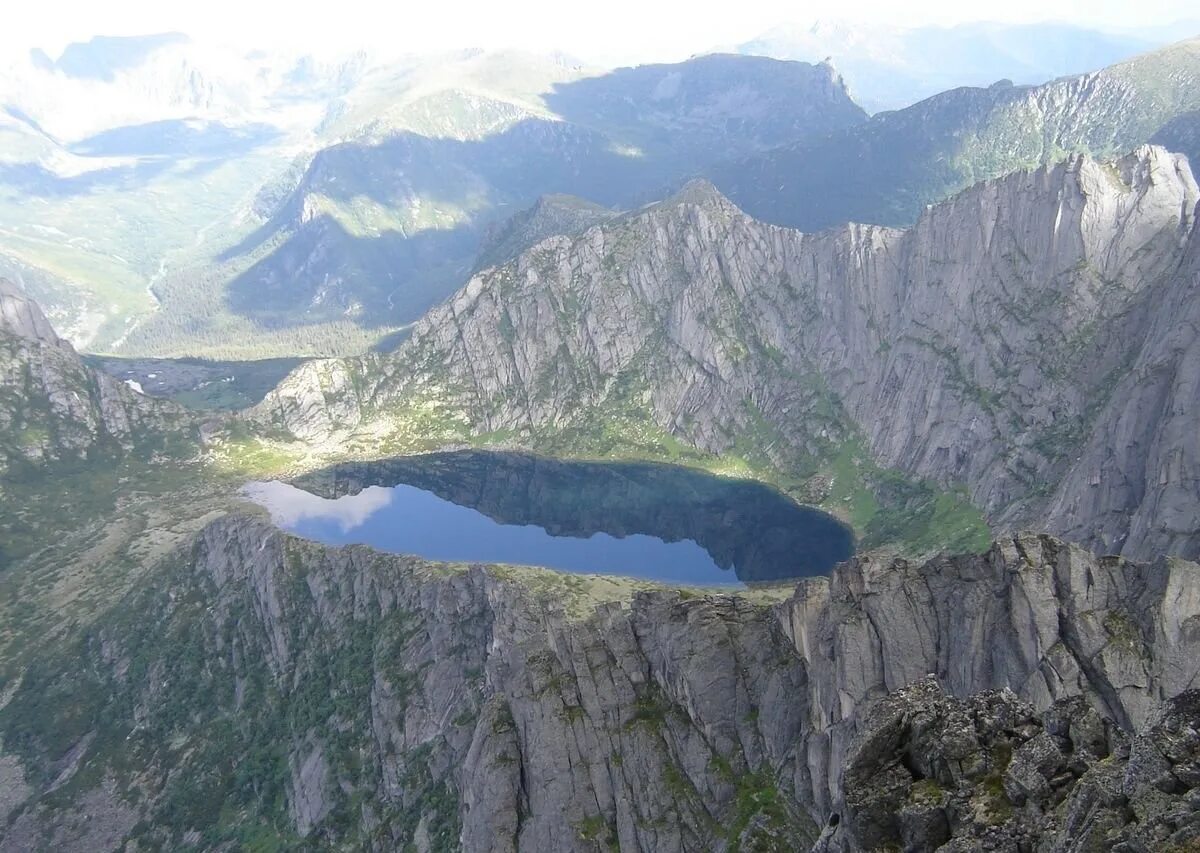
[243,480,394,533]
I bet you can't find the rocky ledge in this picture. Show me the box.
[825,676,1200,852]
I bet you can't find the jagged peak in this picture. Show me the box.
[0,278,62,345]
[650,178,742,214]
[1070,146,1198,212]
[1105,143,1198,188]
[1026,144,1199,202]
[912,144,1199,236]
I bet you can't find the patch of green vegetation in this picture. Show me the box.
[972,772,1014,826]
[822,440,991,557]
[1103,610,1144,655]
[216,435,305,479]
[627,686,675,730]
[725,771,811,852]
[909,779,945,806]
[575,814,617,847]
[237,822,300,853]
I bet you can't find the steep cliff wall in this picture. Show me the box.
[2,518,1196,850]
[0,278,197,476]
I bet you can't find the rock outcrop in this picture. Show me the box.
[259,145,1200,560]
[2,519,1198,850]
[0,279,62,344]
[827,677,1200,852]
[0,278,196,475]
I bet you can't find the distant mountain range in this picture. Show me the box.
[734,19,1200,113]
[3,32,1200,361]
[204,52,863,345]
[709,37,1200,232]
[0,38,864,356]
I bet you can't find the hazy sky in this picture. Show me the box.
[5,0,1199,65]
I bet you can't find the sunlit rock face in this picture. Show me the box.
[0,279,196,475]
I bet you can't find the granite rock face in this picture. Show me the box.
[2,520,1198,850]
[0,278,196,475]
[827,677,1200,852]
[0,278,62,344]
[260,145,1200,560]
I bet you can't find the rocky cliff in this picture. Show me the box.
[0,278,196,476]
[0,279,62,344]
[827,677,1200,851]
[258,145,1200,560]
[1,519,1197,851]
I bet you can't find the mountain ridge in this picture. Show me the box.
[256,144,1200,560]
[0,515,1196,850]
[0,277,197,478]
[708,37,1200,234]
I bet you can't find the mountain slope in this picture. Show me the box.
[735,20,1164,113]
[709,37,1200,233]
[174,53,866,350]
[0,278,195,477]
[0,517,1196,850]
[258,145,1200,560]
[473,194,616,271]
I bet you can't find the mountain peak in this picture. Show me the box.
[1069,145,1198,221]
[660,178,737,210]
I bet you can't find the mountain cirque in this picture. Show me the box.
[259,144,1200,562]
[4,30,1200,853]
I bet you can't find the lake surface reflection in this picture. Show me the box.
[245,451,854,586]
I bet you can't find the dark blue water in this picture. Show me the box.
[245,451,854,586]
